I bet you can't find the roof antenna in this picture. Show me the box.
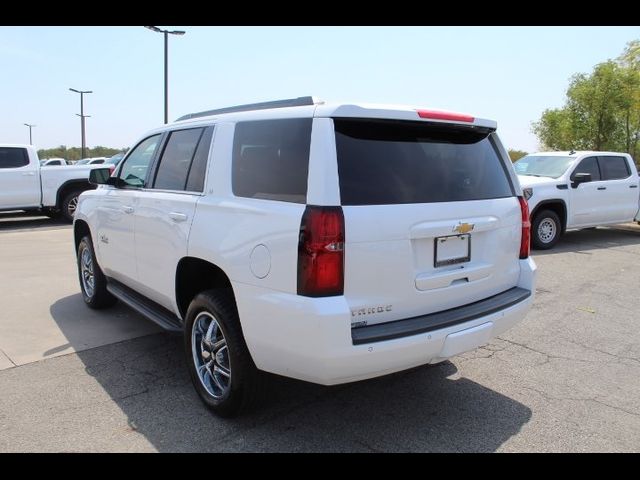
[569,148,576,155]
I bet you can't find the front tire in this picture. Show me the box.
[531,209,561,250]
[77,235,117,309]
[62,189,83,222]
[184,289,266,417]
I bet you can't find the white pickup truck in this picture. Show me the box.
[0,143,103,221]
[515,151,640,249]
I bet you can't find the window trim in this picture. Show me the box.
[115,133,164,189]
[0,147,30,169]
[597,155,631,181]
[570,156,602,182]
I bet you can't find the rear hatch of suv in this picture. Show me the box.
[333,117,522,328]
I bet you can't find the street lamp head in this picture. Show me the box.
[145,25,163,33]
[70,88,93,94]
[169,30,186,35]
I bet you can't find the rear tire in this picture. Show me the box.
[61,189,83,222]
[531,209,561,250]
[77,235,117,309]
[184,289,266,417]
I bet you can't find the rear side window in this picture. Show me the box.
[599,156,630,180]
[186,126,214,192]
[571,156,601,181]
[232,118,312,204]
[0,148,29,168]
[334,119,513,205]
[154,128,204,191]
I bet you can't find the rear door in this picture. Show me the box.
[134,126,213,312]
[0,147,40,209]
[333,118,522,327]
[596,155,638,223]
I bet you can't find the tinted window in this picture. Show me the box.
[119,135,161,188]
[153,128,204,191]
[186,126,213,192]
[334,119,513,205]
[571,156,600,181]
[232,118,311,203]
[599,156,630,180]
[0,147,29,168]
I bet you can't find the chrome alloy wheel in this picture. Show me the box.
[192,312,231,399]
[79,245,95,298]
[67,195,78,217]
[538,218,557,244]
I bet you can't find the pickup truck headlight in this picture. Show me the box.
[522,187,533,201]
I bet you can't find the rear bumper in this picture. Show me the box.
[234,257,537,385]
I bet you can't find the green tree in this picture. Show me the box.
[532,40,640,160]
[508,149,528,162]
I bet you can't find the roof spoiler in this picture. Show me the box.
[175,96,320,121]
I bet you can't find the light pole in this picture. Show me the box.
[23,123,36,145]
[69,88,92,159]
[144,26,186,124]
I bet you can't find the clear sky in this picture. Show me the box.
[1,26,638,152]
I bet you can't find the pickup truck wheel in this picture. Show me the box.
[531,210,561,250]
[62,189,82,222]
[77,235,117,309]
[184,289,266,417]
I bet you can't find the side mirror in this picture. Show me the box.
[89,167,116,186]
[571,172,592,188]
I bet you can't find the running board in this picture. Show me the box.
[106,279,182,332]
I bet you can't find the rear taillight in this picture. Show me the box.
[297,206,344,297]
[519,197,531,259]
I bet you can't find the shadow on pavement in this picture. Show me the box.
[0,212,69,232]
[48,296,532,452]
[533,223,640,257]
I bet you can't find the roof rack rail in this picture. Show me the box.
[175,96,319,122]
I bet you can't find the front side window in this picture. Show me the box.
[153,128,204,191]
[232,118,311,204]
[571,156,601,182]
[118,135,161,188]
[598,156,630,180]
[0,147,29,168]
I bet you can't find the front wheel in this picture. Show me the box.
[531,209,561,250]
[77,235,117,309]
[184,289,266,417]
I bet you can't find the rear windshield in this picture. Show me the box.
[334,119,513,205]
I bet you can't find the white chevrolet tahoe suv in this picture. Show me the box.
[74,97,537,417]
[515,151,640,249]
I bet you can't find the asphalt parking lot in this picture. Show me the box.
[0,212,639,452]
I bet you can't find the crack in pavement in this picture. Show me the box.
[520,385,640,419]
[0,349,17,368]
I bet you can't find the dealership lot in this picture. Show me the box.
[0,212,639,452]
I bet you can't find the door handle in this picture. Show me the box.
[169,212,188,222]
[597,187,607,190]
[630,185,638,189]
[122,206,134,214]
[22,172,36,176]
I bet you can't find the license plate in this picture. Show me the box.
[434,234,471,267]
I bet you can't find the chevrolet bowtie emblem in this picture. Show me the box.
[453,222,475,234]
